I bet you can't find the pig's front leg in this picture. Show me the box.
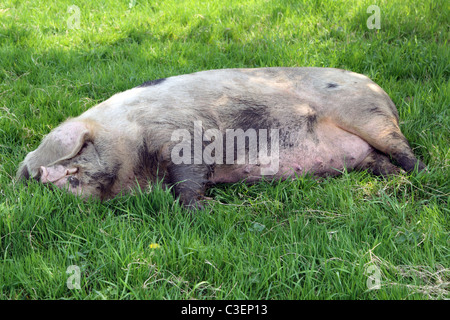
[167,163,213,210]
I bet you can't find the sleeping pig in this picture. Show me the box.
[16,67,426,209]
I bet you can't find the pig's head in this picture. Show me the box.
[17,119,121,200]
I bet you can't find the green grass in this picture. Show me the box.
[0,0,448,300]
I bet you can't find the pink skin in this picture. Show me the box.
[52,122,88,153]
[210,122,372,183]
[40,165,79,189]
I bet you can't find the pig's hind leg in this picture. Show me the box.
[332,101,426,173]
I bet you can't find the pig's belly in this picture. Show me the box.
[210,122,373,183]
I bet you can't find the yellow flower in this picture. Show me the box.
[149,243,161,249]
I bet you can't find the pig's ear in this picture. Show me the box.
[17,121,94,179]
[48,121,92,164]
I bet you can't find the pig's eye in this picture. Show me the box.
[68,176,80,188]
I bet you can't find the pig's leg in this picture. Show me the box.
[362,127,425,173]
[332,108,425,172]
[167,163,212,210]
[356,149,403,176]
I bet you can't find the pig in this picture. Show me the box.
[16,67,425,209]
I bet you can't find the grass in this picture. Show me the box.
[0,0,448,300]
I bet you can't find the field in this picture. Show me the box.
[0,0,448,300]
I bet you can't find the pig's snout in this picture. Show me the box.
[39,165,78,185]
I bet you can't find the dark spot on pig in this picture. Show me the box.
[84,171,93,179]
[68,176,80,188]
[368,104,387,117]
[306,114,317,134]
[96,183,108,197]
[326,82,339,88]
[86,163,121,198]
[279,129,294,148]
[89,171,116,184]
[232,99,276,131]
[136,78,166,88]
[225,103,278,164]
[135,140,160,177]
[111,164,122,179]
[226,99,280,160]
